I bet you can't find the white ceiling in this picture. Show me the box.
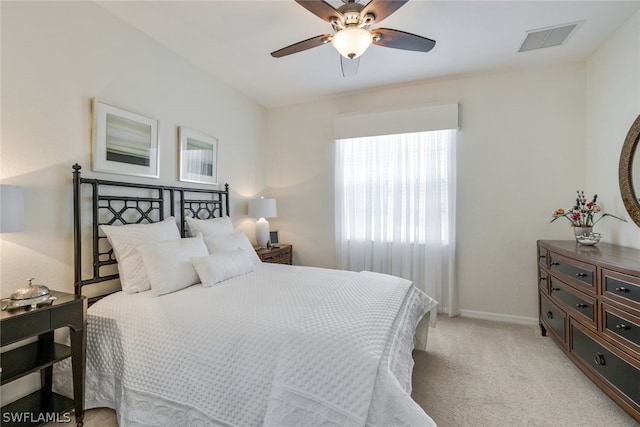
[97,0,640,108]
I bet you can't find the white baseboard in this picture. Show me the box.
[458,309,538,326]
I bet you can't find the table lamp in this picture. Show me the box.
[248,197,277,247]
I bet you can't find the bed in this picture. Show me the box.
[57,164,438,426]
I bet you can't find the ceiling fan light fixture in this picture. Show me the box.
[331,26,372,59]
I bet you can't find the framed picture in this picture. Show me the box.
[92,99,159,178]
[269,230,279,245]
[179,127,218,185]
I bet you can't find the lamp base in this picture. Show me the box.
[255,218,270,247]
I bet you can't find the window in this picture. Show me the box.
[335,130,454,244]
[334,129,457,314]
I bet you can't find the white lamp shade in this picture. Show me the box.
[248,198,277,219]
[0,185,24,233]
[331,27,373,59]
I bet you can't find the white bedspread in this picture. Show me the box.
[56,263,437,427]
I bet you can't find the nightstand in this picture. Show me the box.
[1,291,87,426]
[255,244,292,265]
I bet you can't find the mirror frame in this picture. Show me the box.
[619,114,640,227]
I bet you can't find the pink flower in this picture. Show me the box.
[549,190,626,227]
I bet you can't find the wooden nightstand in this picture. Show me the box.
[0,291,87,426]
[255,244,292,265]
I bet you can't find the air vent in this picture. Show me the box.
[518,21,582,53]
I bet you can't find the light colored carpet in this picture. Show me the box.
[49,316,638,427]
[412,316,638,427]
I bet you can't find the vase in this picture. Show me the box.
[573,226,593,241]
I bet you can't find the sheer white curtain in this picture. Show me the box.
[335,130,458,316]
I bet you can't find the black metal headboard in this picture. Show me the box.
[72,164,230,303]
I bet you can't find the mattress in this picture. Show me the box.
[56,263,437,426]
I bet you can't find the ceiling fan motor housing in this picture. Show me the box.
[330,2,376,59]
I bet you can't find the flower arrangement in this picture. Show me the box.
[551,191,626,227]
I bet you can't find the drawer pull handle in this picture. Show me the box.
[575,303,588,309]
[539,255,546,259]
[539,277,547,282]
[551,287,561,292]
[615,324,630,330]
[575,273,588,277]
[615,287,629,293]
[594,353,606,366]
[551,262,560,266]
[546,311,553,319]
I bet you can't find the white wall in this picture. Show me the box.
[1,0,268,404]
[586,10,640,247]
[1,1,267,300]
[267,64,587,322]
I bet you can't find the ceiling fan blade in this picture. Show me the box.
[340,56,360,78]
[271,34,331,58]
[295,0,343,23]
[361,0,408,23]
[372,28,436,53]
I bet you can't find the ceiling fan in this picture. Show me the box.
[271,0,436,77]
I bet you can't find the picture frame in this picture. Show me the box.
[179,127,218,185]
[269,230,279,245]
[92,99,159,178]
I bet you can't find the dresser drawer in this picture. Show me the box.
[255,244,293,265]
[261,247,291,264]
[603,269,640,311]
[550,277,596,327]
[602,303,640,358]
[570,322,640,414]
[538,269,549,294]
[540,292,566,347]
[537,246,549,268]
[1,310,49,346]
[549,252,595,293]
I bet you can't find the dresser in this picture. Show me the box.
[537,240,640,422]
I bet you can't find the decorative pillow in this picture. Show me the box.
[185,216,234,237]
[137,234,209,296]
[191,249,255,287]
[101,217,181,294]
[203,232,261,265]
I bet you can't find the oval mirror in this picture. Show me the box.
[619,114,640,227]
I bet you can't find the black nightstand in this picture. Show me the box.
[0,291,87,426]
[255,244,293,265]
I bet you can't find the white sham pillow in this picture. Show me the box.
[191,249,255,287]
[101,217,181,294]
[185,216,234,237]
[203,232,261,265]
[137,234,209,296]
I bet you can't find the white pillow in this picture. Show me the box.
[137,234,209,296]
[185,216,234,237]
[101,217,181,294]
[191,249,255,287]
[203,232,261,265]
